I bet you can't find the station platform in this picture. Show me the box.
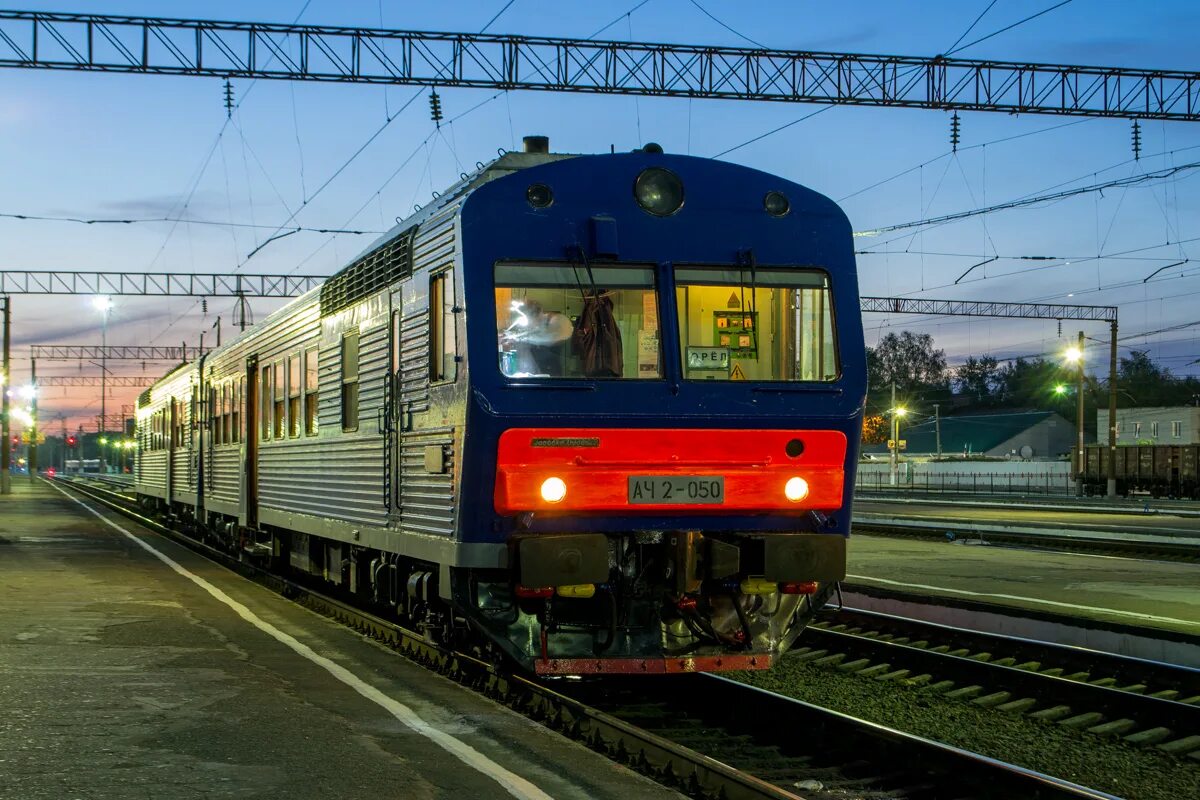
[0,481,681,800]
[845,533,1200,661]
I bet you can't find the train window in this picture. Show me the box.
[274,361,286,439]
[675,267,838,382]
[289,354,301,438]
[494,263,660,379]
[341,331,360,431]
[261,365,272,441]
[209,387,219,446]
[305,346,319,436]
[1174,421,1183,438]
[430,270,458,383]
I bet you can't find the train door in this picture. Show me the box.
[243,355,260,529]
[387,305,402,519]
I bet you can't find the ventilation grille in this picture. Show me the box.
[137,388,152,408]
[321,229,417,316]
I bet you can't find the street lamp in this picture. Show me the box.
[1064,334,1085,496]
[889,405,908,486]
[93,296,112,473]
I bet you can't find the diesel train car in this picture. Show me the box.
[1083,443,1200,498]
[135,137,867,674]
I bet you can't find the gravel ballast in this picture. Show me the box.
[735,655,1200,800]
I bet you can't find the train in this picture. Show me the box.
[133,136,867,675]
[1082,443,1200,499]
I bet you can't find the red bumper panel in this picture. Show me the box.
[495,428,846,514]
[535,653,775,675]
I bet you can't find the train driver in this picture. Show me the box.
[499,298,574,376]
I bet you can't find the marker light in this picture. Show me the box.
[633,167,684,217]
[784,476,810,503]
[540,476,567,503]
[764,190,791,217]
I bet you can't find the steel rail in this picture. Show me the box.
[853,519,1200,561]
[823,606,1200,696]
[799,616,1200,750]
[54,476,1118,799]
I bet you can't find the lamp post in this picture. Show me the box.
[1,295,10,494]
[93,296,112,474]
[1065,333,1085,496]
[888,380,908,487]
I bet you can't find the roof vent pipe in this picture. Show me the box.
[523,135,550,154]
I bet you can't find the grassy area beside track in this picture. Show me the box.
[736,656,1200,800]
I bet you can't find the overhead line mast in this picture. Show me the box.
[0,10,1198,120]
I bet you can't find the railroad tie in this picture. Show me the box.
[1029,705,1074,721]
[1086,718,1137,737]
[1123,727,1173,746]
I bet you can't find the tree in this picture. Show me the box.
[867,331,949,394]
[955,355,1000,405]
[861,414,888,445]
[994,357,1065,409]
[1115,350,1200,407]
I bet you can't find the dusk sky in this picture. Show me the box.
[3,0,1199,429]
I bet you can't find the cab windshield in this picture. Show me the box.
[675,267,837,382]
[494,263,661,379]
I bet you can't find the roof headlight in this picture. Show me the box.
[764,190,791,217]
[526,183,554,208]
[634,167,684,217]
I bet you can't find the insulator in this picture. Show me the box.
[1131,119,1142,161]
[950,112,961,153]
[429,89,443,126]
[201,297,208,313]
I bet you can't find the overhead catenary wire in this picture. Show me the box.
[686,0,767,49]
[0,211,375,235]
[945,0,1074,56]
[858,161,1200,236]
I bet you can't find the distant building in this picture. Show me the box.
[1096,406,1200,445]
[862,410,1075,460]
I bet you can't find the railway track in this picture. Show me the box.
[54,476,1119,800]
[802,607,1200,758]
[853,519,1200,562]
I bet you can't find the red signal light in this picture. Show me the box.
[780,581,819,595]
[67,436,77,447]
[514,586,554,600]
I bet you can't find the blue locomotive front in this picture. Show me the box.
[451,145,866,673]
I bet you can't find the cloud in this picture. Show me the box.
[798,25,883,51]
[46,190,230,221]
[12,307,177,346]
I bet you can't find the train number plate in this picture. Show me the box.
[628,476,725,504]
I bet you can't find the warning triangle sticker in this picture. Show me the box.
[727,292,742,308]
[729,363,748,381]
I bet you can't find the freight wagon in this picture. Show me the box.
[1082,443,1200,498]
